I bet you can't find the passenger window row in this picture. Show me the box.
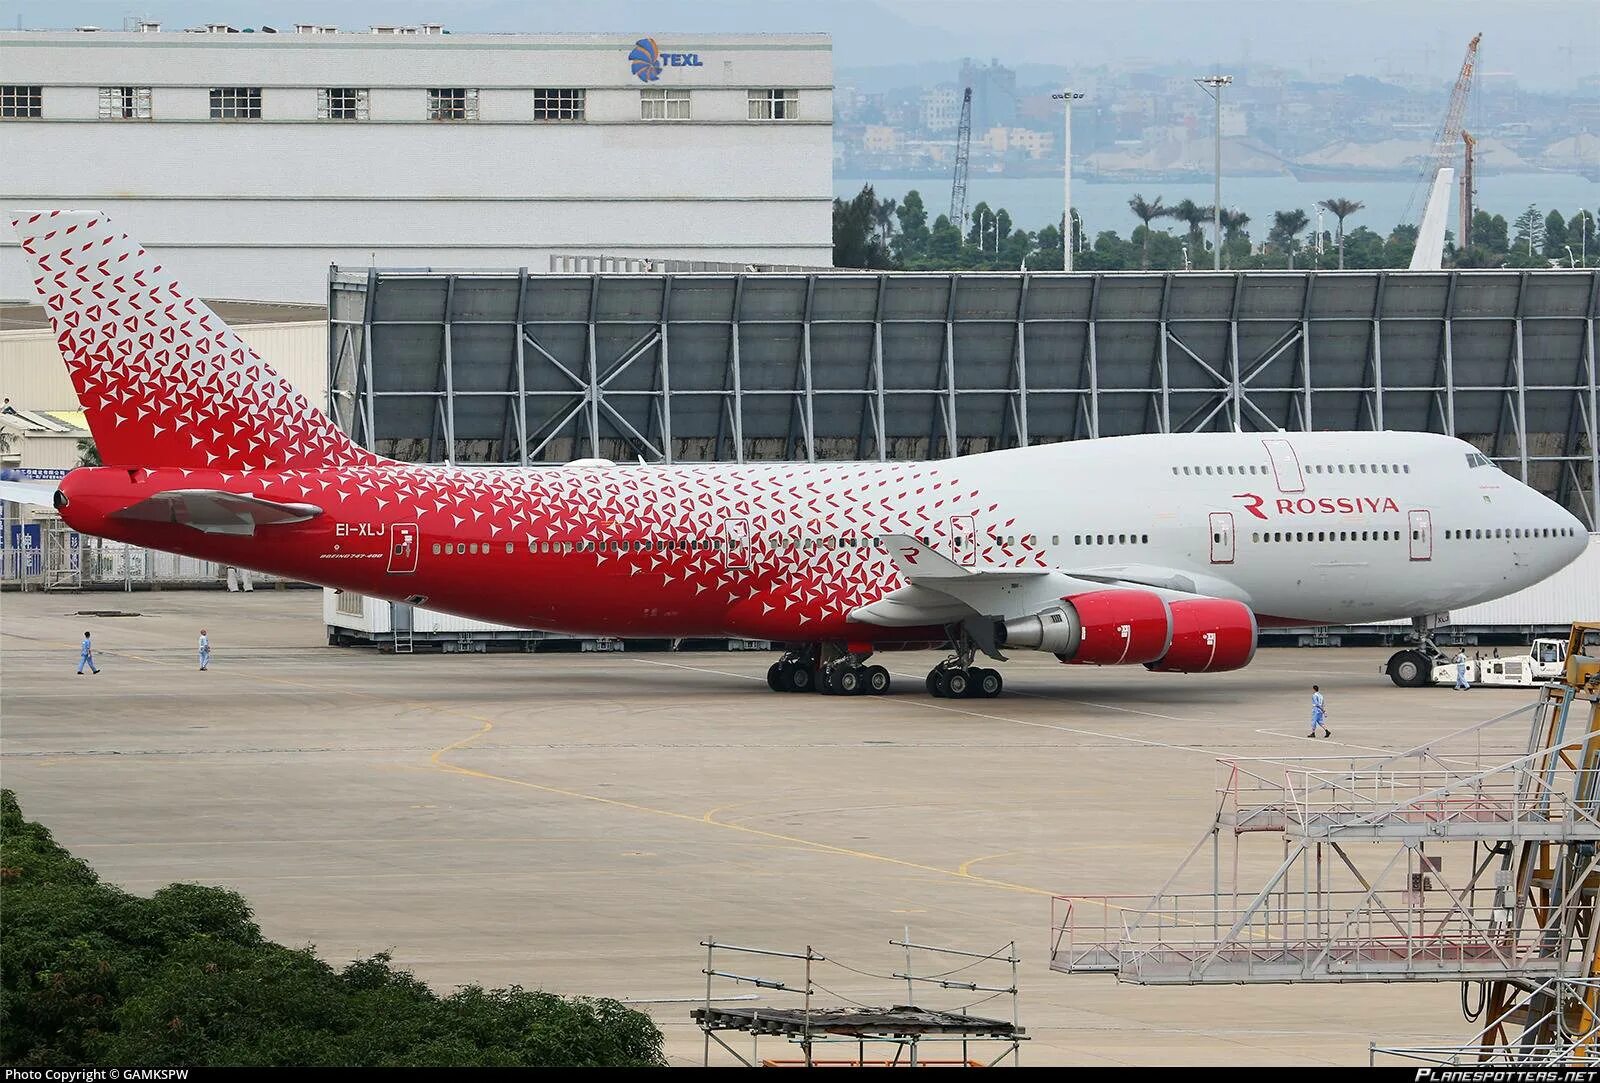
[1444,527,1579,540]
[1251,530,1400,543]
[1173,464,1269,476]
[1306,463,1410,475]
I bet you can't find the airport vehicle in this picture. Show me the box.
[1,211,1589,698]
[1416,638,1571,689]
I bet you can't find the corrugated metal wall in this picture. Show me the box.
[1452,535,1600,627]
[0,321,327,411]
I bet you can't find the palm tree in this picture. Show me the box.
[1128,193,1166,269]
[1271,209,1311,269]
[1317,198,1364,269]
[1219,208,1250,242]
[1166,198,1211,248]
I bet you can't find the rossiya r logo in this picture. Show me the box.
[629,37,704,83]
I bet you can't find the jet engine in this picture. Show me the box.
[1145,598,1258,673]
[1000,589,1257,673]
[1001,588,1173,665]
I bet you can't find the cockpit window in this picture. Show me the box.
[1465,452,1494,469]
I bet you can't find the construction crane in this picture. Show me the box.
[1460,130,1476,248]
[948,87,972,229]
[1409,33,1482,269]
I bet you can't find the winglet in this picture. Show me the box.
[880,533,971,579]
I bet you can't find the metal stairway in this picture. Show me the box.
[1052,624,1600,1060]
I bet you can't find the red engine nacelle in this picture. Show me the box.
[1057,588,1173,666]
[1146,598,1258,673]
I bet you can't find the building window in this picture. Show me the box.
[748,88,798,120]
[209,87,261,119]
[318,87,369,121]
[1,85,43,119]
[532,88,585,121]
[640,87,690,121]
[99,86,152,120]
[428,88,478,121]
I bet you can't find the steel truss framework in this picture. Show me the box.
[329,267,1600,527]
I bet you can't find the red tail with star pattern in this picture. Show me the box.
[12,210,378,472]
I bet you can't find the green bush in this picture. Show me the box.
[0,790,664,1067]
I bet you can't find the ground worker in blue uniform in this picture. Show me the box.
[1454,649,1471,690]
[77,630,100,675]
[1308,685,1329,738]
[198,628,210,671]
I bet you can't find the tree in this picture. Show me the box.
[1543,209,1569,261]
[892,190,930,264]
[873,196,898,246]
[831,185,892,269]
[927,213,962,263]
[0,790,665,1067]
[1511,204,1545,262]
[1165,199,1212,253]
[1317,198,1365,270]
[1268,209,1310,269]
[1383,223,1419,268]
[1127,194,1167,270]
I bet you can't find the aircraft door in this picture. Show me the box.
[950,514,977,567]
[1261,438,1305,493]
[722,517,751,569]
[1408,509,1433,562]
[1208,512,1235,564]
[387,523,420,574]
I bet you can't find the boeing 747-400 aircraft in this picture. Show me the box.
[2,211,1587,697]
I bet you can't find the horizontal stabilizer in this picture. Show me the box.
[110,489,323,536]
[0,479,59,508]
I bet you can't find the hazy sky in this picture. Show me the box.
[2,0,1594,92]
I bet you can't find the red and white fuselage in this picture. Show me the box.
[8,210,1588,694]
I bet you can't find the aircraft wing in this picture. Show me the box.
[109,489,323,536]
[850,533,1249,627]
[0,480,59,508]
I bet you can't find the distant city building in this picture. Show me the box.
[862,125,903,153]
[0,25,834,301]
[978,126,1054,160]
[920,86,960,133]
[959,57,1017,133]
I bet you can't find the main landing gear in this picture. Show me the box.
[766,648,891,696]
[924,635,1004,699]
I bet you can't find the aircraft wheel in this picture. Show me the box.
[973,668,1004,698]
[836,666,862,695]
[1387,649,1431,688]
[943,668,971,698]
[766,662,783,692]
[786,664,816,693]
[866,665,891,695]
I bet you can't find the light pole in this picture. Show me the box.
[1194,74,1232,271]
[1566,245,1577,269]
[1582,209,1590,267]
[1052,89,1085,271]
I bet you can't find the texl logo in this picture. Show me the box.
[1234,492,1268,520]
[629,37,703,82]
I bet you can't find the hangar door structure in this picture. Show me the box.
[329,267,1600,529]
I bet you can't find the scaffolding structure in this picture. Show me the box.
[1052,624,1600,1062]
[694,935,1025,1067]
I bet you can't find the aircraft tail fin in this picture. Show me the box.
[9,210,378,471]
